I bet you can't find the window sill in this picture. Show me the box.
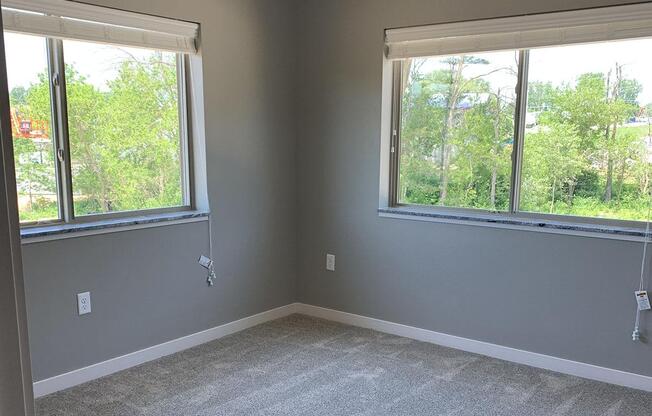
[378,207,647,241]
[21,210,209,244]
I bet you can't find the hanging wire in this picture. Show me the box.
[206,213,216,286]
[633,175,652,341]
[638,198,651,292]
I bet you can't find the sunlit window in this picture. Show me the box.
[5,32,58,224]
[399,51,518,211]
[62,40,184,216]
[392,37,652,223]
[521,39,652,221]
[3,33,190,225]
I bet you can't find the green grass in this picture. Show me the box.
[620,124,652,138]
[544,196,651,222]
[18,199,103,223]
[18,199,59,223]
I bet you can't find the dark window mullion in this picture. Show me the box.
[509,49,530,214]
[47,38,74,222]
[177,54,192,208]
[44,38,64,223]
[389,60,403,207]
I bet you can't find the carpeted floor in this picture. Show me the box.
[37,314,652,415]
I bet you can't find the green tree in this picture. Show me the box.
[10,83,57,221]
[17,52,182,218]
[400,55,515,209]
[522,123,584,212]
[527,81,556,112]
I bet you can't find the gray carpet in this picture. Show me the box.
[37,314,652,415]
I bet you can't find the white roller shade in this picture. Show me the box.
[2,0,199,54]
[385,3,652,60]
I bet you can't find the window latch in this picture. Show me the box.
[52,73,60,87]
[57,148,65,163]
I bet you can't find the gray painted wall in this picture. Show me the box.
[295,0,652,377]
[22,0,298,382]
[21,0,652,386]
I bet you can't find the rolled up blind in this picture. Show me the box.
[385,3,652,60]
[1,0,199,54]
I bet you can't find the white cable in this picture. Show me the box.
[638,201,651,291]
[208,212,214,260]
[633,185,652,341]
[205,212,216,286]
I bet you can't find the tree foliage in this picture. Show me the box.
[400,56,652,221]
[12,52,182,221]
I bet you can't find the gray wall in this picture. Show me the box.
[22,0,652,385]
[22,0,298,382]
[295,0,652,377]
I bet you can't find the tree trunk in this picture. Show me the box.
[550,179,556,213]
[439,58,464,205]
[617,159,625,199]
[567,181,576,205]
[490,167,497,209]
[604,155,613,202]
[603,64,622,203]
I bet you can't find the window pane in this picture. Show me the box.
[521,39,652,221]
[398,52,519,211]
[5,33,59,223]
[62,40,184,216]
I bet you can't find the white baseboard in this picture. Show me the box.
[33,302,652,397]
[33,303,301,398]
[295,303,652,392]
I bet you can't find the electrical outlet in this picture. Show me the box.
[326,253,335,271]
[77,292,91,315]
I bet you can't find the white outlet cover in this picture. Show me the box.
[326,254,335,271]
[77,292,91,315]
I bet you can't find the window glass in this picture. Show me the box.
[521,39,652,221]
[5,32,58,223]
[398,51,519,211]
[62,40,184,216]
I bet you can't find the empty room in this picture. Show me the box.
[3,0,652,414]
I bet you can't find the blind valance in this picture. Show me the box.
[2,0,199,53]
[385,3,652,60]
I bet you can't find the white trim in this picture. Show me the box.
[187,54,209,212]
[2,0,199,53]
[32,302,652,398]
[385,3,652,59]
[3,0,197,37]
[32,303,301,397]
[295,304,652,392]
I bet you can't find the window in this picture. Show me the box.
[6,33,57,223]
[3,1,199,227]
[386,4,652,226]
[397,51,518,211]
[62,40,185,216]
[521,40,652,222]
